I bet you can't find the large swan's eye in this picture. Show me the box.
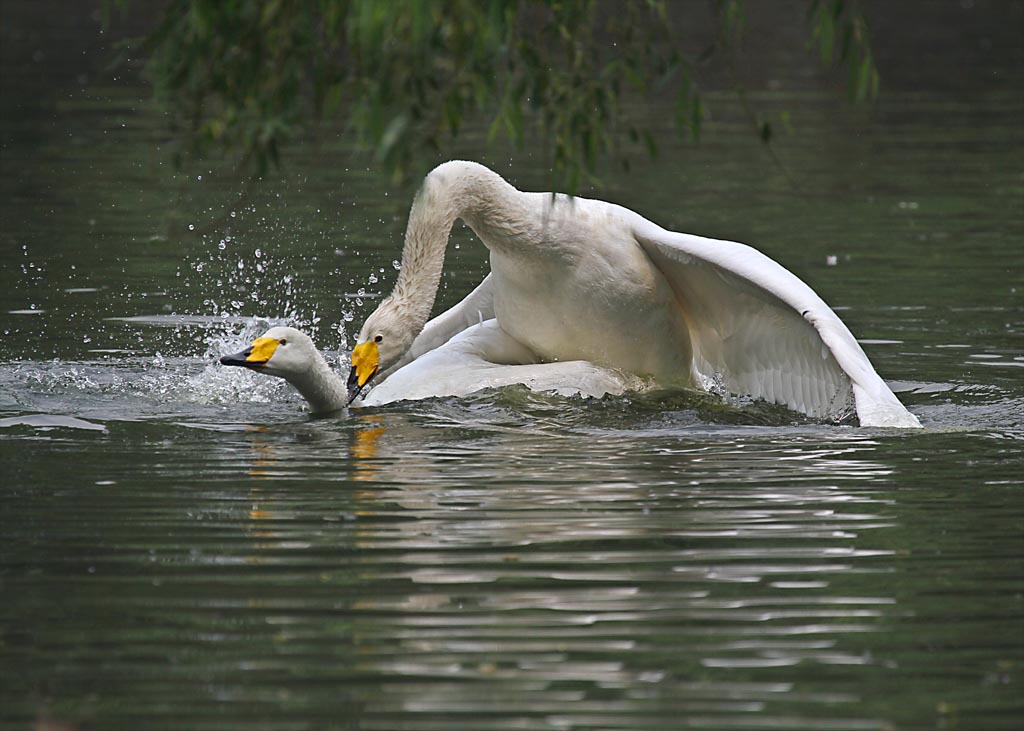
[279,338,287,346]
[374,335,383,343]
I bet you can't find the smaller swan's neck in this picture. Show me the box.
[286,353,348,414]
[390,161,518,336]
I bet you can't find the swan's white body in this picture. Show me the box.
[362,320,642,406]
[225,161,919,427]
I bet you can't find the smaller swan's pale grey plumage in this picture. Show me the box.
[223,160,920,427]
[220,326,349,413]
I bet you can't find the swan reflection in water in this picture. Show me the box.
[221,161,920,428]
[228,410,898,553]
[219,415,901,728]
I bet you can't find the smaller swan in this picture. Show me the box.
[220,326,349,413]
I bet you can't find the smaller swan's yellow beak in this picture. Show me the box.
[220,337,280,369]
[347,341,380,404]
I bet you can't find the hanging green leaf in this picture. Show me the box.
[122,0,881,192]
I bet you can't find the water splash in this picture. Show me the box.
[1,314,319,419]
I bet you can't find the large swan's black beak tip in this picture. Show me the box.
[346,367,361,405]
[347,365,375,405]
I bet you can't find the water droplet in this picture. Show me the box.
[188,224,195,231]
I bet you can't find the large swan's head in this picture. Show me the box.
[219,326,319,380]
[348,301,417,403]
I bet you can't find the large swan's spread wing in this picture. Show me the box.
[633,220,920,427]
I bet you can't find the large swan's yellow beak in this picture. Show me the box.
[347,341,379,404]
[220,337,280,369]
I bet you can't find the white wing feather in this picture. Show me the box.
[633,220,920,427]
[380,274,496,378]
[409,273,495,359]
[364,320,636,406]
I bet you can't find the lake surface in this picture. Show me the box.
[2,8,1023,730]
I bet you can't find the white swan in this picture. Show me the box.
[219,326,349,413]
[222,160,920,427]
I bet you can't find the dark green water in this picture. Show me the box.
[2,8,1023,731]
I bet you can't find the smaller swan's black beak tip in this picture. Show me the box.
[220,348,258,369]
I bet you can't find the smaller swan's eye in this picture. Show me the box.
[279,338,287,346]
[374,335,383,343]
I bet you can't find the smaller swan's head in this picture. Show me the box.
[348,303,416,402]
[219,326,318,380]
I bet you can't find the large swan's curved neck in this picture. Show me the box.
[391,161,518,333]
